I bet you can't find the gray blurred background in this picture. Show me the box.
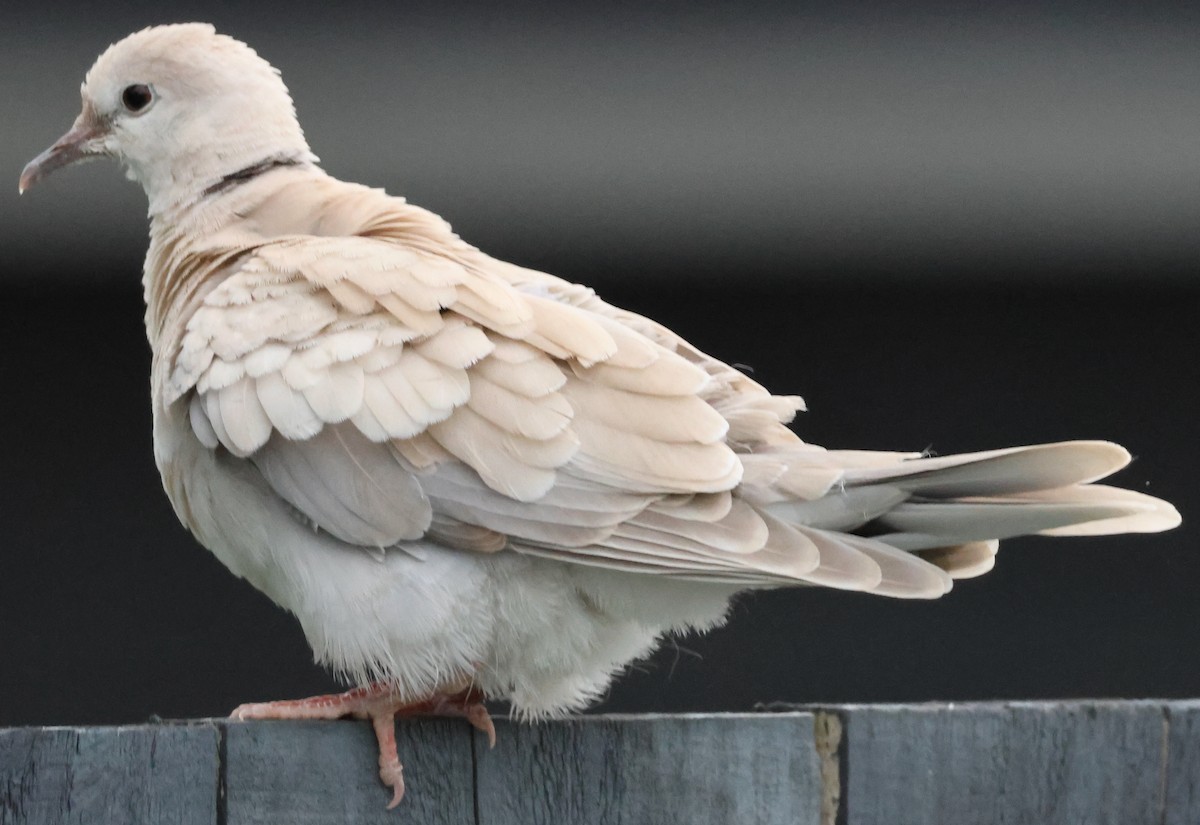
[2,1,1198,726]
[8,1,1200,284]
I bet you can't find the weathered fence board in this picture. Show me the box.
[475,713,821,825]
[0,723,218,825]
[2,702,1197,824]
[1164,700,1200,825]
[223,718,475,825]
[831,701,1167,825]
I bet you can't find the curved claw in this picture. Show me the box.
[429,692,497,748]
[228,703,256,721]
[373,712,406,809]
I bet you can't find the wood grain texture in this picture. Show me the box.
[222,718,474,825]
[835,701,1167,825]
[1164,700,1200,825]
[0,722,218,825]
[474,712,822,825]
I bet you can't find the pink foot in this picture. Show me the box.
[229,682,394,721]
[229,682,495,808]
[428,688,497,748]
[371,711,406,809]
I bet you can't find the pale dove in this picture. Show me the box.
[20,23,1181,809]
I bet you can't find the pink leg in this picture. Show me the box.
[230,682,494,809]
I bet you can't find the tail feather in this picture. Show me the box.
[1008,484,1181,536]
[738,439,1179,597]
[868,498,1144,551]
[766,485,907,531]
[916,540,999,579]
[841,441,1130,497]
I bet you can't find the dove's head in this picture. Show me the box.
[20,23,317,212]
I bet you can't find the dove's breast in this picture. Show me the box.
[151,397,489,688]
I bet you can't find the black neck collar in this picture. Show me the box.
[203,156,304,197]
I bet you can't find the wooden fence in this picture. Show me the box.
[2,701,1196,824]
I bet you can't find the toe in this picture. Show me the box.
[466,704,497,749]
[229,703,260,720]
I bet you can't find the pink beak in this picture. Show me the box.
[19,118,107,194]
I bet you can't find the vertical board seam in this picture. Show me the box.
[470,719,481,825]
[813,710,846,825]
[1158,705,1171,825]
[216,722,228,825]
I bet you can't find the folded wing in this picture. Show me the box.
[167,232,1180,602]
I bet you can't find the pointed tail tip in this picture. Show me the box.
[1099,440,1132,469]
[1039,492,1182,537]
[1157,501,1184,532]
[1059,439,1132,477]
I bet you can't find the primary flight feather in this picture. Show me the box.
[21,23,1181,808]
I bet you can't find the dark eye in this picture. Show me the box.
[121,84,153,113]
